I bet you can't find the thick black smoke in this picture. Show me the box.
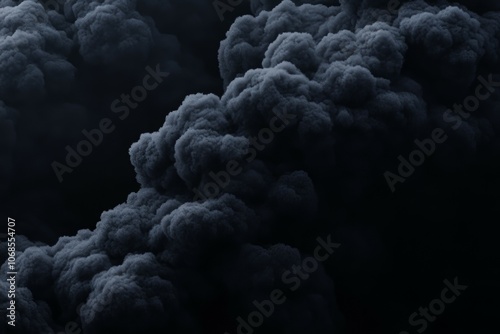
[0,0,239,243]
[2,0,500,333]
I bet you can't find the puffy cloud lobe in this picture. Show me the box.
[72,0,154,66]
[324,64,378,105]
[340,23,406,79]
[130,93,234,188]
[219,1,342,86]
[400,6,486,89]
[159,194,258,264]
[174,129,248,186]
[0,1,74,101]
[222,63,322,129]
[80,253,179,333]
[263,32,319,74]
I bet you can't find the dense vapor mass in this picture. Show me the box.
[0,0,236,242]
[1,0,500,333]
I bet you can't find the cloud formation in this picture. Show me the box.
[1,0,499,333]
[0,0,235,242]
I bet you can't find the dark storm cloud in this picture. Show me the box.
[2,0,500,333]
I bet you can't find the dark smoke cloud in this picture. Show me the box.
[0,0,238,242]
[2,0,500,333]
[249,0,336,14]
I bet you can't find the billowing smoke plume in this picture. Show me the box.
[2,0,500,333]
[0,0,236,242]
